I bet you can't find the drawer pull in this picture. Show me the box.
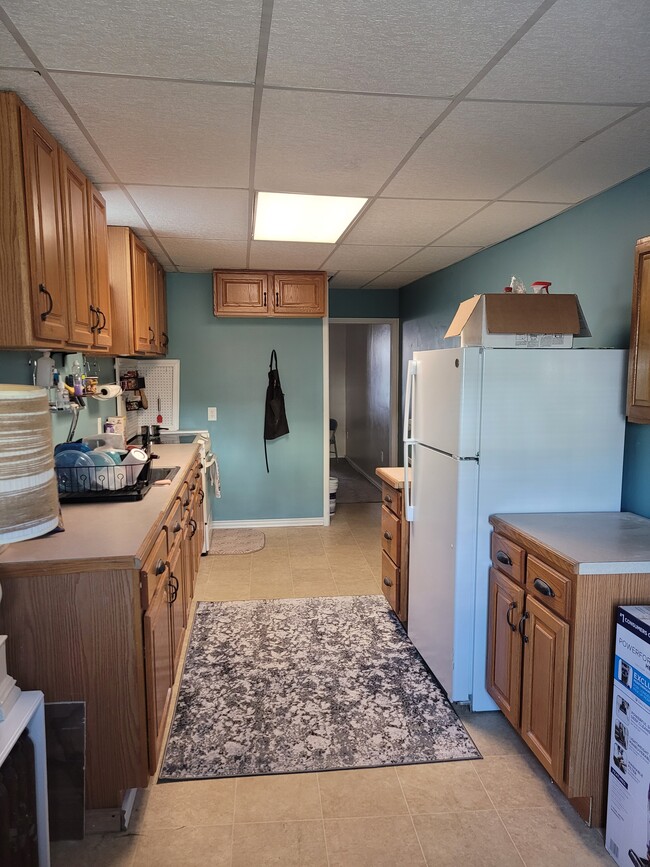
[168,573,179,604]
[533,577,555,597]
[496,550,512,566]
[172,522,181,534]
[505,601,517,632]
[199,490,205,504]
[384,495,393,504]
[189,518,197,538]
[39,283,53,320]
[518,611,529,643]
[383,577,393,587]
[155,559,166,576]
[383,531,392,541]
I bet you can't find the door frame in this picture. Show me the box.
[322,317,400,522]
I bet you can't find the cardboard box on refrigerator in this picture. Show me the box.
[605,606,650,867]
[444,293,591,348]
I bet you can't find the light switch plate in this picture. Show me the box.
[207,407,217,421]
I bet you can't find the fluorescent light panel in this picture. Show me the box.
[254,191,367,243]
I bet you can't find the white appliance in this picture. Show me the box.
[403,347,626,710]
[156,430,214,554]
[606,606,650,867]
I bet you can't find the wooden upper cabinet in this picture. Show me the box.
[130,235,152,354]
[20,104,68,344]
[486,567,525,728]
[88,184,112,349]
[273,272,326,317]
[627,236,650,423]
[146,253,158,351]
[213,270,327,318]
[60,149,94,347]
[214,272,269,316]
[156,261,168,354]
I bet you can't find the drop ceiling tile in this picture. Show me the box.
[384,102,628,200]
[266,0,540,96]
[366,272,431,289]
[0,70,112,182]
[127,187,249,240]
[161,239,247,271]
[52,74,253,186]
[2,0,262,82]
[392,246,483,272]
[504,110,650,204]
[440,202,568,246]
[328,271,385,289]
[473,0,650,103]
[249,241,335,270]
[96,184,148,229]
[255,89,449,197]
[325,244,422,271]
[344,199,487,246]
[0,22,32,67]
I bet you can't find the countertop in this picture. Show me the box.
[491,511,650,575]
[0,443,199,577]
[375,466,411,490]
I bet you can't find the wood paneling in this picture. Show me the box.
[486,567,524,727]
[627,236,650,423]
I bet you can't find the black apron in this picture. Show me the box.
[264,350,289,472]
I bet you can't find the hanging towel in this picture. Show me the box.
[207,455,221,498]
[263,349,289,473]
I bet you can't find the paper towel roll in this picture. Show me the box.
[92,384,122,400]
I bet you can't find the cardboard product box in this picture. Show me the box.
[444,293,591,348]
[104,415,126,434]
[605,606,650,867]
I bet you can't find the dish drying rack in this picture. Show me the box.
[56,456,153,502]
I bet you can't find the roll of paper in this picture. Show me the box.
[92,384,122,400]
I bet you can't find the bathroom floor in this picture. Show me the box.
[51,504,611,866]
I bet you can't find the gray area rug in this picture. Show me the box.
[210,528,265,554]
[160,596,480,781]
[330,458,381,504]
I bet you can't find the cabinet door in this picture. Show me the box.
[20,106,68,343]
[130,235,151,353]
[520,595,569,782]
[213,272,269,316]
[59,151,94,347]
[146,254,159,353]
[168,543,186,676]
[486,567,525,727]
[88,184,112,349]
[143,574,173,775]
[627,236,650,423]
[181,522,194,625]
[156,261,168,355]
[272,272,326,317]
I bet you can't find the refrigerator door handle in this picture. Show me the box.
[404,441,414,521]
[403,359,417,443]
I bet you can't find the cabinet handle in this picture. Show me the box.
[533,577,555,597]
[90,304,100,331]
[518,611,529,643]
[173,521,181,534]
[168,573,179,604]
[505,601,518,632]
[97,307,107,334]
[199,490,204,504]
[383,577,393,587]
[39,284,53,321]
[155,559,166,576]
[148,326,155,344]
[384,495,393,504]
[275,291,279,307]
[190,482,196,492]
[162,331,169,348]
[263,291,267,307]
[189,518,197,538]
[496,550,512,566]
[383,531,392,541]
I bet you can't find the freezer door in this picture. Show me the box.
[412,348,482,457]
[407,443,478,701]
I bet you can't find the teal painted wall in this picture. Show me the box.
[329,288,399,318]
[399,169,650,515]
[0,350,117,444]
[167,273,324,522]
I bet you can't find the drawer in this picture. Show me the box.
[381,551,399,613]
[526,555,572,621]
[140,529,169,608]
[165,497,184,547]
[491,532,525,585]
[381,483,402,517]
[381,505,401,563]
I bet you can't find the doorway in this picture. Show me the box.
[328,318,399,505]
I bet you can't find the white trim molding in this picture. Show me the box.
[211,518,325,530]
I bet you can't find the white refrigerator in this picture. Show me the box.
[403,347,627,711]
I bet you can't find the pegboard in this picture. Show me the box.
[115,359,180,440]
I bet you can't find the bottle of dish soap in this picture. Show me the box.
[72,359,84,396]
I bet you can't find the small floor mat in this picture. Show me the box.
[209,528,265,554]
[160,596,480,781]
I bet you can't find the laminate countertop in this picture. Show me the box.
[375,466,411,490]
[0,443,199,577]
[491,511,650,575]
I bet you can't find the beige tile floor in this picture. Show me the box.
[51,503,611,866]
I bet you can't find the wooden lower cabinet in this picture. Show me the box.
[486,567,524,728]
[143,570,173,776]
[375,470,409,626]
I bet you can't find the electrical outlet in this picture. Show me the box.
[207,406,217,421]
